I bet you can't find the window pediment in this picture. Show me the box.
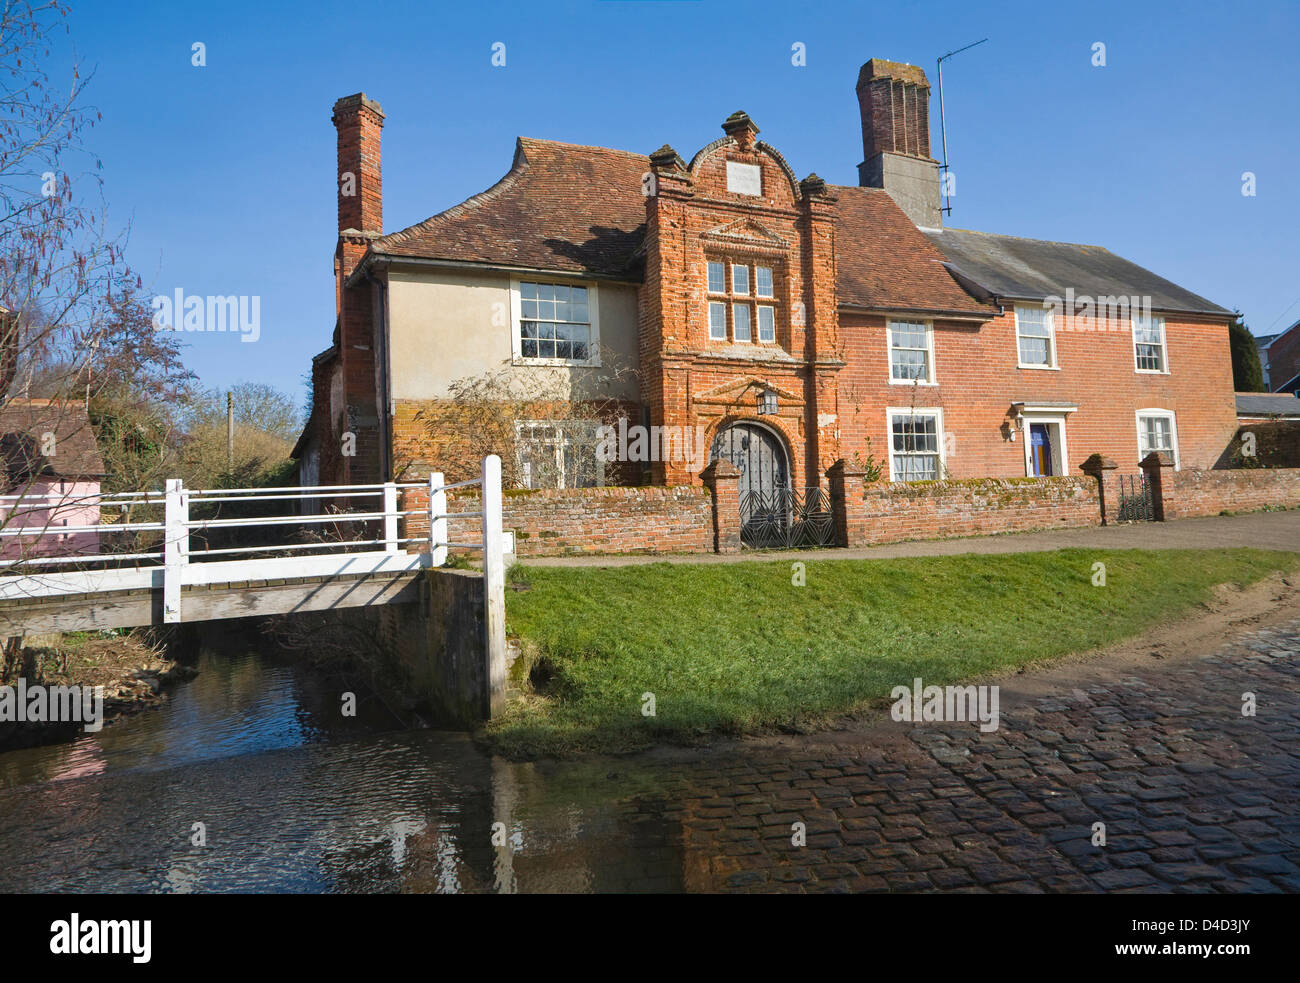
[701,218,789,250]
[694,376,804,408]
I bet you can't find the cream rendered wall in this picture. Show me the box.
[384,266,641,405]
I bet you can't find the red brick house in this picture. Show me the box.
[1263,320,1300,396]
[296,58,1238,507]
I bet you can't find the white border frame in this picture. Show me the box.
[1020,412,1069,477]
[887,318,938,386]
[886,406,946,481]
[509,277,601,367]
[1132,313,1170,375]
[1135,408,1180,469]
[1014,304,1059,370]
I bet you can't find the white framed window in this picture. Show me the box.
[1136,409,1179,468]
[515,420,604,489]
[731,264,750,296]
[708,301,727,340]
[887,408,945,481]
[888,319,935,384]
[707,261,726,294]
[1132,313,1168,373]
[705,259,779,344]
[1015,305,1057,369]
[733,303,752,342]
[512,279,599,366]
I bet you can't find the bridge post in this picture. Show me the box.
[429,472,447,567]
[383,481,399,553]
[481,454,507,717]
[163,478,188,624]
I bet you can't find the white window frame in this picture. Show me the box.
[708,301,728,341]
[510,278,601,367]
[1019,413,1069,478]
[1014,304,1058,370]
[731,264,750,296]
[886,407,946,482]
[756,304,776,343]
[1132,313,1169,374]
[733,302,752,342]
[1135,408,1179,469]
[514,419,605,489]
[755,266,774,299]
[887,319,937,386]
[706,261,726,295]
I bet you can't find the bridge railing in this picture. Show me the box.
[0,455,507,637]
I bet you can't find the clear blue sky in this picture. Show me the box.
[54,0,1300,404]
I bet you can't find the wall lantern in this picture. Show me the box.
[757,388,779,415]
[1008,406,1025,441]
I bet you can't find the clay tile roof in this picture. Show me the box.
[832,186,995,317]
[373,138,650,278]
[0,398,106,486]
[370,139,994,317]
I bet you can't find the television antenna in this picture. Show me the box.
[937,38,988,218]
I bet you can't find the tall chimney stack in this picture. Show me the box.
[332,93,385,236]
[855,59,941,229]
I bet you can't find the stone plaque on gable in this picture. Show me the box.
[726,161,762,196]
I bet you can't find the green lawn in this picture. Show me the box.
[488,548,1298,757]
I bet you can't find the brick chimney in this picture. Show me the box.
[855,59,941,228]
[330,93,386,487]
[332,93,384,236]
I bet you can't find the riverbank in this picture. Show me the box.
[0,630,195,751]
[488,547,1300,758]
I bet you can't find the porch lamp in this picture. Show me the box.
[1008,406,1025,442]
[757,388,778,415]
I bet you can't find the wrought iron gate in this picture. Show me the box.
[709,422,835,549]
[738,485,835,549]
[1116,473,1154,521]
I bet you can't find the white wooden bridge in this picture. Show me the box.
[0,456,508,646]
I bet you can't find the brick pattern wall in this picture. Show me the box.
[1162,468,1300,519]
[639,118,841,490]
[836,309,1239,479]
[390,397,644,487]
[401,485,713,557]
[850,477,1101,546]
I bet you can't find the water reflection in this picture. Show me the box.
[0,630,686,893]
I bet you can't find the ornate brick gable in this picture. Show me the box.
[638,112,843,488]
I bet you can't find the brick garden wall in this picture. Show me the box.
[401,485,714,557]
[397,464,1297,559]
[1162,468,1300,519]
[852,476,1101,546]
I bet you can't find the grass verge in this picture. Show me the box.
[486,548,1298,758]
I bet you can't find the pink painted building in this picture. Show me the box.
[0,398,107,561]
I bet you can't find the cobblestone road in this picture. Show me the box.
[663,619,1300,893]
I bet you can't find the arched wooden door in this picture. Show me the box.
[709,422,790,502]
[710,422,806,548]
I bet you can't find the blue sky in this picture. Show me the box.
[53,0,1300,405]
